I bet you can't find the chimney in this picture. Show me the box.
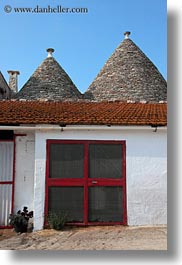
[7,70,20,93]
[46,48,54,58]
[124,31,131,39]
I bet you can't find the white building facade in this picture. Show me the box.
[6,125,167,230]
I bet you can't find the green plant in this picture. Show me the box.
[47,211,68,230]
[9,206,33,233]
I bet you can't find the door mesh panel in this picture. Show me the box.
[48,187,84,222]
[88,186,123,222]
[89,144,122,179]
[49,144,84,178]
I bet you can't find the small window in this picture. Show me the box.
[0,131,14,140]
[0,142,14,181]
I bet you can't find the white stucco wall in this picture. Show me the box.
[125,130,167,226]
[14,133,35,213]
[32,126,167,230]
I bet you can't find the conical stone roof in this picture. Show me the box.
[15,48,82,101]
[84,32,167,102]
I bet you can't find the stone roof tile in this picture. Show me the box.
[14,50,82,101]
[84,33,167,102]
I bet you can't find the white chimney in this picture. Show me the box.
[124,31,131,39]
[46,48,55,58]
[7,70,20,93]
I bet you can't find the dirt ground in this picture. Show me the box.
[0,225,167,250]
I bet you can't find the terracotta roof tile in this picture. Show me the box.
[0,101,167,126]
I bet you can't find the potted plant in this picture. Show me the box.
[9,206,33,233]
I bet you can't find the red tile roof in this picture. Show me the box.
[0,101,167,126]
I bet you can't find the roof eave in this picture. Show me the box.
[0,124,167,131]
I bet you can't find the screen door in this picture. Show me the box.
[46,140,127,226]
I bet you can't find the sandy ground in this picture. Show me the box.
[0,225,167,250]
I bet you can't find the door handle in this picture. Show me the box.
[92,180,98,184]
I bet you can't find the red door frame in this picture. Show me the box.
[0,134,26,228]
[45,140,127,226]
[0,139,15,229]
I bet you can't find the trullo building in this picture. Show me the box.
[0,32,167,230]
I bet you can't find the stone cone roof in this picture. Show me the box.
[0,71,12,100]
[15,52,82,101]
[84,34,167,102]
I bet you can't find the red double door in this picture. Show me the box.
[45,140,127,225]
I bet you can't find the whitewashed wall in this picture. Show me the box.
[125,130,167,225]
[14,133,35,213]
[32,126,167,230]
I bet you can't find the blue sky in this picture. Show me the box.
[0,0,166,93]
